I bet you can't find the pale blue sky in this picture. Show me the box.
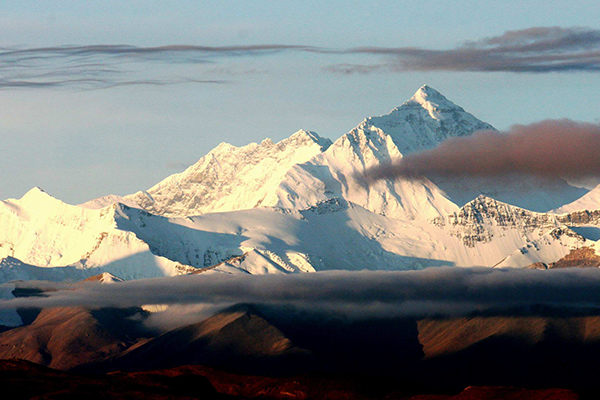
[1,1,600,203]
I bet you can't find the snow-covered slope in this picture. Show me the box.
[370,86,585,212]
[101,198,600,274]
[273,136,461,220]
[2,187,599,282]
[0,188,194,281]
[119,85,586,220]
[3,85,600,283]
[362,84,495,155]
[436,196,597,267]
[272,85,495,220]
[553,183,600,214]
[125,130,332,217]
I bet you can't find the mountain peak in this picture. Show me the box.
[126,129,332,217]
[24,186,47,196]
[19,187,60,205]
[412,84,445,101]
[353,86,494,157]
[287,129,332,151]
[403,85,463,116]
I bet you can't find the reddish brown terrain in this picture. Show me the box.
[0,306,150,370]
[3,302,600,398]
[527,247,600,269]
[0,359,580,400]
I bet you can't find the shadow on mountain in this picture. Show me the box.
[0,359,225,400]
[0,250,179,284]
[82,304,313,375]
[116,202,455,273]
[9,301,600,396]
[294,200,456,271]
[414,315,600,396]
[256,304,423,375]
[0,306,151,370]
[82,303,424,377]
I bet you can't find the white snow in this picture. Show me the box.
[78,194,140,210]
[3,85,600,282]
[553,183,600,214]
[124,130,332,217]
[0,189,195,281]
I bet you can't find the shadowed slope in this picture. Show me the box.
[92,304,313,375]
[0,306,150,370]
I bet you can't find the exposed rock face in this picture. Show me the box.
[551,246,600,268]
[527,247,600,269]
[557,209,600,225]
[437,196,560,247]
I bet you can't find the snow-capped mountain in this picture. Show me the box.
[118,85,492,220]
[0,187,194,281]
[2,85,600,285]
[124,130,331,217]
[362,84,495,155]
[388,88,586,212]
[113,85,585,219]
[111,198,597,273]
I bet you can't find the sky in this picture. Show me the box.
[2,1,600,204]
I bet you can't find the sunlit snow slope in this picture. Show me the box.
[0,188,193,281]
[3,85,600,283]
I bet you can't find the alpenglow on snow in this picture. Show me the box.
[1,85,600,284]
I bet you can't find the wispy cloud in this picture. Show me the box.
[327,26,600,74]
[0,44,306,90]
[3,27,600,89]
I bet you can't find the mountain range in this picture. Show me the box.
[2,84,600,289]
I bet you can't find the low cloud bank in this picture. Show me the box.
[365,119,600,182]
[4,267,600,320]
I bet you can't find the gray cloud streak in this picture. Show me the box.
[327,26,600,74]
[4,268,600,318]
[0,44,302,90]
[3,26,600,90]
[0,44,312,57]
[366,119,600,182]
